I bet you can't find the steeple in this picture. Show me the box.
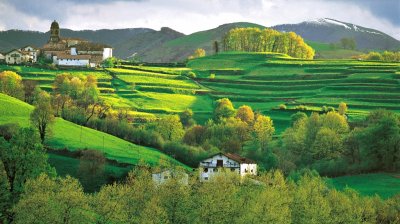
[49,20,60,43]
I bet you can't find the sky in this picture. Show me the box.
[0,0,399,39]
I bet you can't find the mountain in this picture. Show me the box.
[137,22,265,62]
[114,27,185,59]
[273,18,400,51]
[0,28,152,54]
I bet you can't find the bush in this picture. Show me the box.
[186,71,196,79]
[209,73,216,79]
[295,105,306,111]
[279,104,287,110]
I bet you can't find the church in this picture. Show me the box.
[42,21,113,67]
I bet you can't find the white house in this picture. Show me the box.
[152,169,189,185]
[5,49,29,64]
[199,152,257,181]
[20,45,39,63]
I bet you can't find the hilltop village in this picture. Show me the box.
[0,21,113,67]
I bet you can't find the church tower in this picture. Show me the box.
[49,20,60,43]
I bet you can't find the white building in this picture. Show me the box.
[20,45,39,63]
[5,49,29,64]
[199,152,257,181]
[53,54,91,67]
[152,169,189,185]
[0,52,5,62]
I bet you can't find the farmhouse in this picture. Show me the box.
[20,45,39,63]
[199,152,257,181]
[152,169,189,185]
[42,20,112,67]
[5,49,29,64]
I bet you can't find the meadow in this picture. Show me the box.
[0,93,186,167]
[328,173,400,199]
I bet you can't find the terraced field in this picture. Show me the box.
[188,52,400,131]
[1,52,399,133]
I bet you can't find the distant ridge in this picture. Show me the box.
[272,18,400,50]
[0,19,399,61]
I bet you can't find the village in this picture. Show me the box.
[0,21,113,67]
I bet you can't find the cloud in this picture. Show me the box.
[0,0,399,39]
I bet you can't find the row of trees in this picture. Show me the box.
[279,109,400,176]
[357,51,400,62]
[9,167,400,224]
[222,28,315,59]
[329,37,357,50]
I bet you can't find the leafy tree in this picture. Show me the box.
[0,71,24,99]
[340,37,356,50]
[291,112,307,125]
[0,161,10,222]
[311,127,343,160]
[22,80,37,104]
[0,127,54,220]
[361,110,400,171]
[139,196,170,224]
[30,91,55,143]
[179,109,195,128]
[92,183,130,224]
[101,57,120,68]
[189,48,206,59]
[235,105,255,124]
[13,174,92,224]
[338,102,348,115]
[213,98,235,121]
[155,115,185,142]
[253,114,275,151]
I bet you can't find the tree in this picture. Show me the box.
[235,105,255,124]
[213,98,236,121]
[311,127,343,160]
[189,48,206,59]
[22,80,37,104]
[0,127,54,221]
[213,40,219,54]
[101,57,120,68]
[13,174,92,224]
[179,109,195,128]
[338,102,348,116]
[30,91,55,143]
[155,115,184,142]
[253,114,275,151]
[78,150,106,189]
[0,71,24,99]
[291,112,307,125]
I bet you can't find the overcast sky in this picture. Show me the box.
[0,0,399,39]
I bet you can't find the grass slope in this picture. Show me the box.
[328,173,400,199]
[0,93,187,167]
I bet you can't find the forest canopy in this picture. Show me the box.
[223,27,315,59]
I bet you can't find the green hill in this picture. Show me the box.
[0,93,186,167]
[306,40,365,59]
[139,22,266,62]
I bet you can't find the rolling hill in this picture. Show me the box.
[0,93,186,167]
[1,19,399,61]
[273,18,400,51]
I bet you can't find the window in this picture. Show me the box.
[204,168,208,173]
[245,169,248,173]
[251,169,253,173]
[217,160,223,167]
[164,176,169,180]
[204,177,208,180]
[213,168,218,172]
[231,168,235,172]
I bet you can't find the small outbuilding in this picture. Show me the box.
[152,169,189,185]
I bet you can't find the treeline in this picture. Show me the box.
[279,108,400,176]
[356,51,400,62]
[222,28,315,59]
[7,167,400,224]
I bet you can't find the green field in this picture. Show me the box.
[2,52,399,133]
[328,173,400,199]
[0,93,187,167]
